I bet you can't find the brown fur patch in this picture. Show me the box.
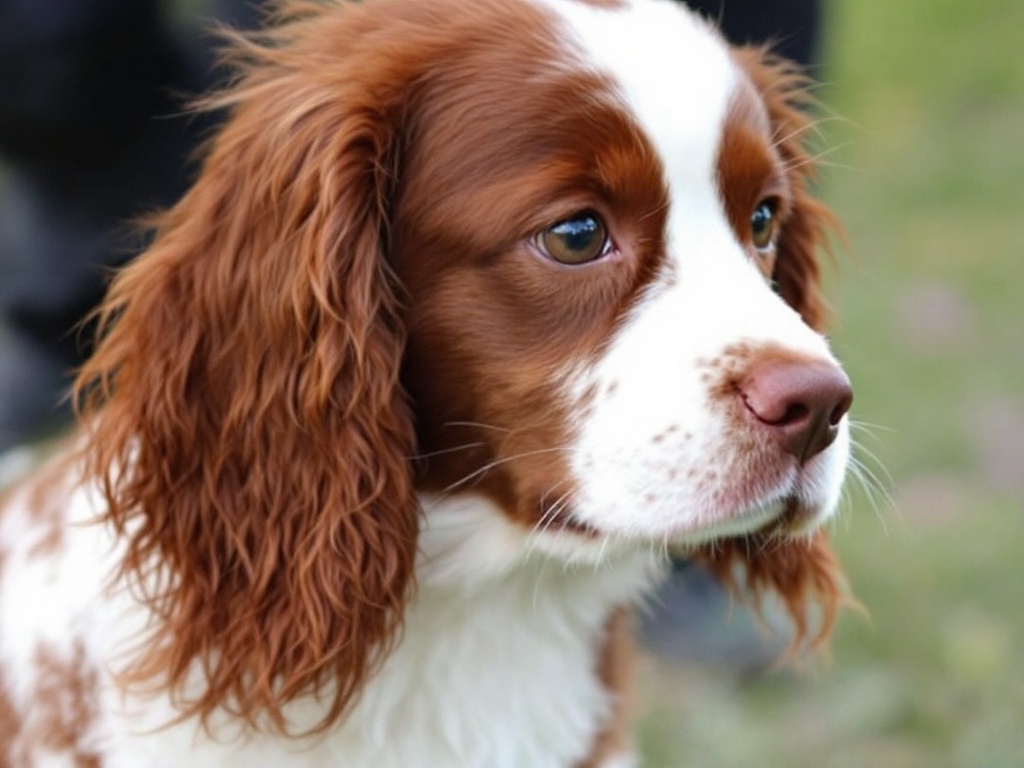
[717,79,788,280]
[0,666,23,764]
[17,641,103,766]
[576,608,636,768]
[24,452,77,558]
[693,530,851,652]
[730,47,839,330]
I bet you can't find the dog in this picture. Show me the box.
[0,0,852,765]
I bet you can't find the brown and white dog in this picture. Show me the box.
[0,0,853,765]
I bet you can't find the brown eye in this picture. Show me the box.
[536,212,610,265]
[751,201,777,251]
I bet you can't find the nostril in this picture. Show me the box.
[740,359,853,462]
[777,402,810,428]
[829,390,854,427]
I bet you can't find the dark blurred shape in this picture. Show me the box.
[0,0,223,449]
[687,0,821,67]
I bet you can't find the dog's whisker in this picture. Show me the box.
[528,486,574,553]
[846,451,899,535]
[442,420,514,434]
[781,142,850,174]
[442,445,570,494]
[407,442,486,462]
[848,418,897,436]
[770,119,817,148]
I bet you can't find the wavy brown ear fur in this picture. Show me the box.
[699,49,847,649]
[74,5,418,734]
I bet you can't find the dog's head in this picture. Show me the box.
[76,0,850,733]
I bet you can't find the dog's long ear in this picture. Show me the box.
[698,49,848,650]
[76,8,417,734]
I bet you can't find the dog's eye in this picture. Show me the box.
[536,212,610,265]
[751,201,777,252]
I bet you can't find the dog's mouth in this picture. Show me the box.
[526,437,845,551]
[534,491,815,547]
[700,443,848,540]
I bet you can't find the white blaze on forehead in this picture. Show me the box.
[536,0,738,232]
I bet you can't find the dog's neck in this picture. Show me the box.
[316,493,664,767]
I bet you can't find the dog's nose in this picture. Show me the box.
[741,360,853,462]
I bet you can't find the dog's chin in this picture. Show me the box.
[662,442,849,545]
[666,495,832,550]
[531,479,839,564]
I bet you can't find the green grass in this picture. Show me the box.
[639,0,1024,765]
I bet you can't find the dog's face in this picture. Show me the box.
[75,0,851,731]
[395,0,850,551]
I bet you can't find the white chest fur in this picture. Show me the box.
[299,494,664,768]
[1,484,662,768]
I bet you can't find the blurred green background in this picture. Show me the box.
[640,0,1024,765]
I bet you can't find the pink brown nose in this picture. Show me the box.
[741,360,853,462]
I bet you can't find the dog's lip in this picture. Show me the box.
[545,495,810,542]
[661,470,832,545]
[667,503,785,546]
[537,454,834,544]
[717,452,839,535]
